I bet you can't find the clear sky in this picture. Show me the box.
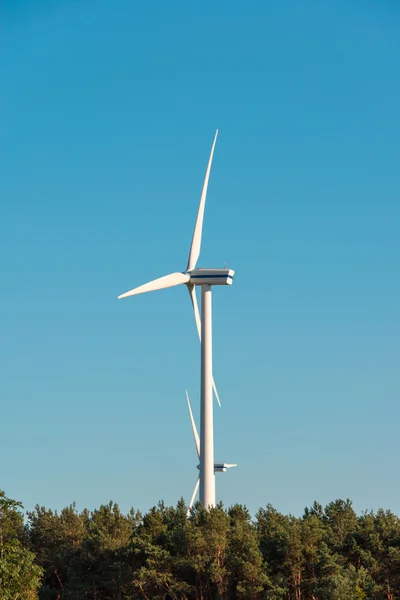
[1,0,399,518]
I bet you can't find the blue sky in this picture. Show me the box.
[1,0,399,517]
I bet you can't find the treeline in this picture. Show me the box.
[2,490,400,599]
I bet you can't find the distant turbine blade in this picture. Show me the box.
[188,476,200,515]
[118,272,190,299]
[187,285,221,407]
[186,130,219,272]
[212,377,221,408]
[225,464,237,469]
[186,390,200,459]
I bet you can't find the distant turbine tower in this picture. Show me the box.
[186,391,236,515]
[118,130,235,508]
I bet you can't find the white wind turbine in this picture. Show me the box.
[186,391,236,515]
[118,130,234,508]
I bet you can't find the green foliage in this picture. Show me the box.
[0,491,43,600]
[2,489,400,599]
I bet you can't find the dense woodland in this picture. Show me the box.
[2,490,400,600]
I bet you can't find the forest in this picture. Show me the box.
[1,489,400,600]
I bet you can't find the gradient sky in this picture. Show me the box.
[1,0,399,518]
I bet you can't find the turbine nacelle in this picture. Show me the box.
[214,462,237,472]
[195,462,237,473]
[189,268,234,286]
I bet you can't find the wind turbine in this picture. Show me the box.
[118,130,234,508]
[186,391,236,515]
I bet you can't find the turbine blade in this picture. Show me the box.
[188,476,200,515]
[187,285,221,407]
[118,272,190,299]
[186,130,218,272]
[225,464,237,469]
[212,378,221,408]
[188,284,201,339]
[186,390,200,459]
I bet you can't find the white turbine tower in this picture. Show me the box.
[118,130,234,508]
[186,391,236,515]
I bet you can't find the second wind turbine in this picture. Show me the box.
[118,130,234,508]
